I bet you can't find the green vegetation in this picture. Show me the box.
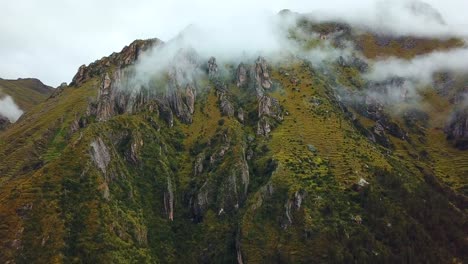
[0,20,467,264]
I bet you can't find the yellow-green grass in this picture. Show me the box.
[269,62,390,189]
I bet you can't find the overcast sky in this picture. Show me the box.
[1,0,467,87]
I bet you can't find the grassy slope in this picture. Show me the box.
[0,79,97,262]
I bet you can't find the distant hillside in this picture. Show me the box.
[0,78,53,112]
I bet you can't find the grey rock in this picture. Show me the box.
[207,57,218,78]
[164,177,174,221]
[96,73,116,121]
[158,103,174,127]
[257,116,271,136]
[258,95,283,120]
[89,47,199,125]
[237,108,245,123]
[191,182,209,222]
[219,150,250,211]
[219,92,235,117]
[445,107,468,150]
[71,38,161,86]
[236,63,248,87]
[256,95,283,137]
[194,153,205,176]
[0,115,11,130]
[253,56,272,90]
[128,133,143,164]
[166,85,196,123]
[307,144,317,153]
[90,137,111,174]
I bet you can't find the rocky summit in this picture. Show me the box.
[0,11,467,264]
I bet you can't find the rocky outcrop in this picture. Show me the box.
[219,149,250,212]
[71,39,162,86]
[236,57,275,98]
[189,130,251,222]
[163,49,200,123]
[258,96,282,119]
[166,85,196,123]
[164,177,174,221]
[253,56,272,93]
[282,190,306,229]
[207,57,218,78]
[241,57,283,136]
[191,182,209,222]
[445,107,468,150]
[86,48,200,125]
[362,95,385,121]
[0,115,11,130]
[257,95,283,136]
[95,73,115,121]
[237,108,245,123]
[69,113,87,135]
[71,65,89,87]
[120,39,157,66]
[207,57,238,119]
[90,137,111,174]
[158,103,174,127]
[343,78,409,144]
[193,154,205,176]
[127,133,144,164]
[251,182,275,211]
[236,63,248,87]
[219,92,235,117]
[257,117,272,137]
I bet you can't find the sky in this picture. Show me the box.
[1,0,468,87]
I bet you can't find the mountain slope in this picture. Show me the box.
[0,14,467,264]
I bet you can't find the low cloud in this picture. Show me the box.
[0,95,23,122]
[1,0,468,86]
[366,48,468,84]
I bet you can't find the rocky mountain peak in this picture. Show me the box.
[71,38,162,86]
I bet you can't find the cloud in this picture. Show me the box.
[0,0,467,86]
[0,95,23,122]
[365,48,468,84]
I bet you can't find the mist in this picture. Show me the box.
[366,48,468,84]
[0,96,23,122]
[1,0,468,86]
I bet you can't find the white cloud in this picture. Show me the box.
[0,0,467,86]
[0,96,23,122]
[366,48,468,83]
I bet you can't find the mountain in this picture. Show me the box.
[0,12,467,263]
[0,78,53,111]
[0,78,54,130]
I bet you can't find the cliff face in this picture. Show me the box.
[0,15,467,264]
